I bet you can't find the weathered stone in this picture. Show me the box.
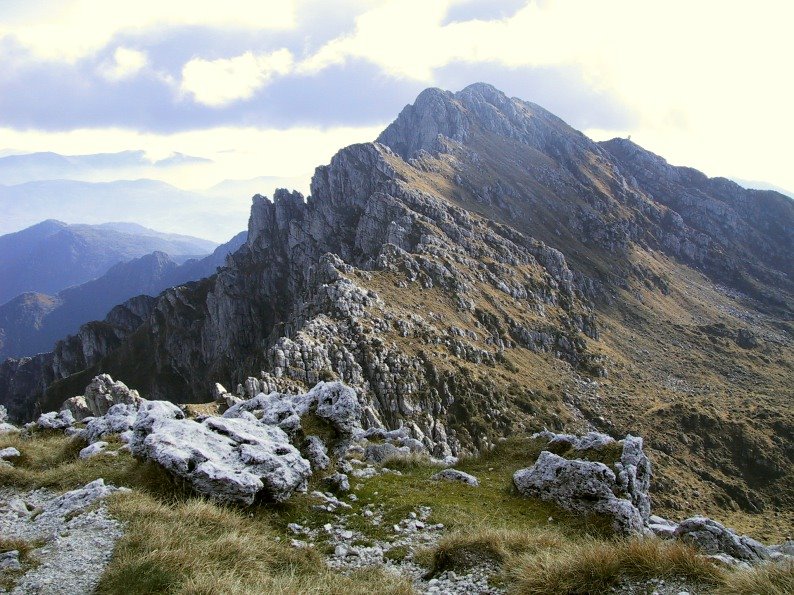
[82,374,143,417]
[0,550,21,571]
[79,441,109,459]
[85,403,138,444]
[674,517,771,562]
[514,451,644,535]
[35,409,75,430]
[130,403,311,504]
[614,435,652,522]
[0,446,21,459]
[61,396,93,421]
[304,435,331,471]
[431,469,479,486]
[324,472,351,493]
[36,479,126,524]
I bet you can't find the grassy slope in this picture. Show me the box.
[384,145,794,540]
[2,430,791,594]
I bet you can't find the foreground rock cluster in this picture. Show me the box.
[3,373,789,589]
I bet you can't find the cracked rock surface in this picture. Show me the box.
[0,479,125,595]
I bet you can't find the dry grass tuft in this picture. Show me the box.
[98,491,413,595]
[508,537,723,595]
[716,559,794,595]
[426,527,565,574]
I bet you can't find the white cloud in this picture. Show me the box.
[0,123,385,191]
[180,49,294,107]
[98,47,147,81]
[297,0,794,191]
[0,0,297,62]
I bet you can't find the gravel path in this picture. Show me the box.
[0,480,125,594]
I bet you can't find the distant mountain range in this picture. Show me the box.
[0,177,303,242]
[0,150,210,186]
[0,231,246,360]
[0,220,218,304]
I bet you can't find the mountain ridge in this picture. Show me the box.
[1,83,790,533]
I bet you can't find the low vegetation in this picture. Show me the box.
[2,429,790,594]
[507,537,722,594]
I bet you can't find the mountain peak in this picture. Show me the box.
[376,83,581,162]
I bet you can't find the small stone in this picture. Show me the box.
[0,550,21,571]
[0,446,21,460]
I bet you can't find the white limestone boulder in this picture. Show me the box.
[513,451,644,535]
[36,410,75,430]
[82,374,144,417]
[674,517,771,562]
[130,401,311,504]
[85,403,139,444]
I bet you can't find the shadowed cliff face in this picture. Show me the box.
[1,83,791,526]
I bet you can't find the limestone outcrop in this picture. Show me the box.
[129,400,311,505]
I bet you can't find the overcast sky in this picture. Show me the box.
[1,0,792,196]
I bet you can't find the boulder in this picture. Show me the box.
[82,374,144,417]
[533,430,615,451]
[223,381,363,436]
[130,402,311,504]
[365,442,409,463]
[61,396,92,421]
[648,515,678,539]
[0,422,18,434]
[310,382,362,435]
[85,403,138,444]
[211,382,229,400]
[431,469,479,486]
[614,435,652,522]
[36,479,126,523]
[324,472,350,493]
[673,517,771,562]
[36,410,75,430]
[0,551,21,572]
[513,451,644,535]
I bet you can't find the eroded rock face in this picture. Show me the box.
[513,446,648,536]
[674,517,771,562]
[81,374,144,417]
[223,381,362,438]
[85,403,138,444]
[129,401,311,504]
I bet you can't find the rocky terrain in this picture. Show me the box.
[0,82,791,545]
[1,376,791,593]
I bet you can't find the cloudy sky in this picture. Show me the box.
[1,0,792,207]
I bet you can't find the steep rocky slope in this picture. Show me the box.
[0,84,791,534]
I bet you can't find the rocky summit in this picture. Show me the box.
[0,83,792,593]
